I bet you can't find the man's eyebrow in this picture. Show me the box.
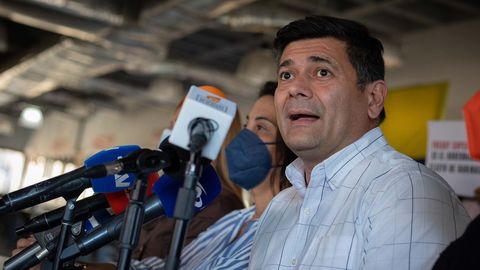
[279,56,333,68]
[309,55,332,64]
[279,59,293,68]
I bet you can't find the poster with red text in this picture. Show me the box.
[426,121,480,197]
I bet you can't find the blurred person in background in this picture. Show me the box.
[129,81,296,269]
[432,187,480,270]
[133,85,245,260]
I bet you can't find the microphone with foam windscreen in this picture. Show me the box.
[84,145,141,193]
[154,164,221,217]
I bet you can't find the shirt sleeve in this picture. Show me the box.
[130,207,250,270]
[130,256,165,270]
[133,189,244,260]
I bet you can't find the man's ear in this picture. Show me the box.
[366,80,387,120]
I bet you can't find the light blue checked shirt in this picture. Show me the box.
[131,206,256,270]
[249,127,470,270]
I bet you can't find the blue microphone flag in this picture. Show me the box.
[153,164,221,218]
[84,145,140,193]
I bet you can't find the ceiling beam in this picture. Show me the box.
[433,0,480,15]
[383,5,438,26]
[0,0,111,44]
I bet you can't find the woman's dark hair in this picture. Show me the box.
[259,81,296,192]
[273,16,386,124]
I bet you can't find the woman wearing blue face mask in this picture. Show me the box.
[127,81,296,270]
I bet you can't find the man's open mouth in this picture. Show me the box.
[289,114,320,121]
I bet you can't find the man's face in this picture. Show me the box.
[275,38,371,167]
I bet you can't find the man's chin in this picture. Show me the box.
[286,140,317,154]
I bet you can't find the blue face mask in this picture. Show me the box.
[225,129,276,190]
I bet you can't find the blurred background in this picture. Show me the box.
[0,0,480,261]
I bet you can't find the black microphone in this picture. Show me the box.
[5,165,222,270]
[15,193,110,236]
[85,148,172,179]
[187,117,216,153]
[0,146,142,216]
[159,136,210,181]
[0,168,90,216]
[4,238,56,270]
[61,167,221,262]
[0,146,175,217]
[5,214,92,270]
[5,198,160,270]
[59,195,164,262]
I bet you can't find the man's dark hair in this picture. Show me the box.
[259,81,296,191]
[273,16,386,124]
[258,81,277,98]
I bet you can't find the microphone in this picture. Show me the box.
[16,173,159,236]
[59,164,221,262]
[0,168,89,216]
[0,145,142,216]
[155,164,220,218]
[103,172,158,215]
[0,144,172,216]
[82,208,116,233]
[85,148,171,183]
[15,194,108,237]
[159,128,171,146]
[5,165,221,270]
[188,117,216,153]
[84,145,141,193]
[168,85,237,159]
[4,209,105,270]
[4,235,56,270]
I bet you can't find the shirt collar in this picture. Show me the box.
[285,127,387,196]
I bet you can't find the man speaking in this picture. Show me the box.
[249,16,470,270]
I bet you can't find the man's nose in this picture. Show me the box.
[287,77,313,99]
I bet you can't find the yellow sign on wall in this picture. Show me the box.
[381,82,448,160]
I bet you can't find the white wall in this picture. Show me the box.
[386,18,480,120]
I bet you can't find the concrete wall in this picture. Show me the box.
[386,18,480,120]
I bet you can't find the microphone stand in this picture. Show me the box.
[52,192,82,270]
[165,151,204,270]
[5,209,85,270]
[117,149,170,270]
[116,172,149,270]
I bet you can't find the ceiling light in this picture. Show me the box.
[19,106,43,129]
